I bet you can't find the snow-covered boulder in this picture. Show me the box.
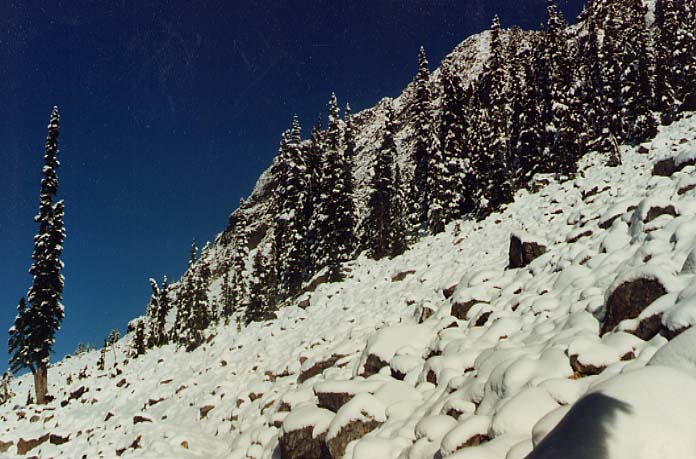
[527,366,696,459]
[508,232,547,269]
[279,404,334,459]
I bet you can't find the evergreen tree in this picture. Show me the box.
[231,200,249,311]
[245,250,277,324]
[542,2,586,176]
[0,372,13,406]
[621,0,659,143]
[304,116,324,277]
[146,276,169,346]
[364,105,399,260]
[474,16,514,215]
[390,164,408,257]
[509,35,545,186]
[97,340,107,371]
[145,278,160,348]
[314,94,356,280]
[655,0,696,121]
[9,107,66,405]
[411,46,436,231]
[130,320,146,358]
[273,116,308,297]
[172,241,208,350]
[107,329,121,346]
[431,64,467,233]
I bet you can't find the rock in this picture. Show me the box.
[298,354,346,384]
[297,296,311,309]
[50,433,70,445]
[29,415,40,422]
[678,183,696,195]
[326,419,382,459]
[0,440,13,453]
[181,440,189,449]
[391,270,416,282]
[148,397,165,407]
[17,434,50,455]
[70,386,87,400]
[361,354,389,377]
[508,234,546,269]
[455,434,490,450]
[279,425,329,459]
[644,205,678,224]
[133,415,152,424]
[566,229,593,244]
[652,157,677,176]
[443,284,457,299]
[130,435,142,449]
[637,144,650,154]
[451,299,486,320]
[569,354,606,377]
[582,185,610,201]
[199,405,215,419]
[105,412,114,422]
[629,314,664,341]
[316,391,354,414]
[474,311,492,327]
[602,277,668,335]
[116,378,127,388]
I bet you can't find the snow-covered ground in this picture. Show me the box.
[3,114,696,459]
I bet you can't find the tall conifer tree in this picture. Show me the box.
[9,107,66,404]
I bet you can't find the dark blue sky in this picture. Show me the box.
[0,0,584,372]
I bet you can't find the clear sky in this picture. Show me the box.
[0,0,584,372]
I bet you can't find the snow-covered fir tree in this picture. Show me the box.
[146,276,169,347]
[655,0,696,122]
[0,372,13,406]
[411,46,436,231]
[364,105,401,260]
[314,93,356,281]
[130,320,146,358]
[245,249,276,324]
[9,106,66,405]
[231,199,250,312]
[273,116,308,297]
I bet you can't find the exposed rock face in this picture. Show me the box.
[17,434,50,455]
[451,300,487,320]
[0,440,13,453]
[569,355,606,377]
[326,419,382,459]
[133,415,152,424]
[49,433,70,445]
[602,278,667,335]
[70,386,87,400]
[630,314,664,341]
[279,426,329,459]
[652,157,677,176]
[316,391,354,413]
[508,234,546,268]
[298,354,346,384]
[199,405,215,419]
[453,434,490,451]
[361,354,389,377]
[644,205,678,223]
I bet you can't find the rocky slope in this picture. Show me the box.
[2,112,696,458]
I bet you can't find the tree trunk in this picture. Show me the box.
[33,363,48,405]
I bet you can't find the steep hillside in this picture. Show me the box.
[3,113,696,458]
